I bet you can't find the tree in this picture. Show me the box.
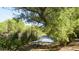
[14,7,79,45]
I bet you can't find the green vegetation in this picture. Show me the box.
[1,7,79,50]
[15,7,79,45]
[0,19,44,50]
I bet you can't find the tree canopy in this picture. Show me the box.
[14,7,79,45]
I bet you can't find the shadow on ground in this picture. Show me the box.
[17,41,79,51]
[18,44,63,51]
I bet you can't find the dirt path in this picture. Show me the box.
[18,42,79,51]
[59,42,79,51]
[31,42,79,51]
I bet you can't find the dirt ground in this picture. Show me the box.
[59,42,79,51]
[18,42,79,51]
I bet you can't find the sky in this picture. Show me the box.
[0,8,43,26]
[0,8,14,22]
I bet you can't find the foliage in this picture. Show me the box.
[1,7,79,50]
[0,19,43,50]
[15,7,79,45]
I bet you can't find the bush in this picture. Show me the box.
[0,19,40,50]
